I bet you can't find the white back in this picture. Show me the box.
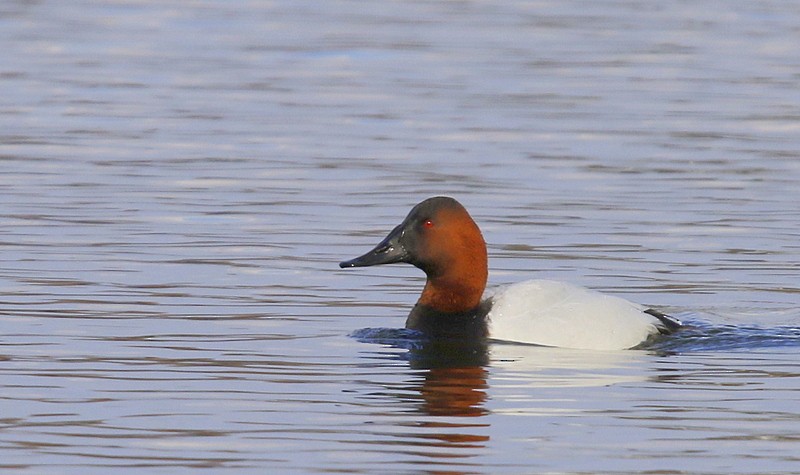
[486,280,661,350]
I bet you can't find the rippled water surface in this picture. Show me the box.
[1,1,799,473]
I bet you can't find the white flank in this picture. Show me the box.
[486,280,663,350]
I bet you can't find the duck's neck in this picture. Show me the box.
[406,245,489,338]
[417,275,485,313]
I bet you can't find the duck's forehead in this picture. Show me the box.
[409,197,463,219]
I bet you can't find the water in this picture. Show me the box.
[1,0,799,473]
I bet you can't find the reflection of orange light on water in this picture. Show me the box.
[415,425,490,446]
[421,366,489,417]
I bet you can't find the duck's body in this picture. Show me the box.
[340,196,680,350]
[486,279,676,350]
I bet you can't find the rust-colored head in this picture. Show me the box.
[340,196,488,314]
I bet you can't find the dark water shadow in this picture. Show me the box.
[351,327,489,369]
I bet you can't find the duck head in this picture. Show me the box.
[340,196,488,314]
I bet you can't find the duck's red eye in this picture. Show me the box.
[423,219,434,228]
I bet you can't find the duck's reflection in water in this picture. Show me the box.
[407,339,490,418]
[419,365,488,418]
[354,329,491,466]
[408,339,492,467]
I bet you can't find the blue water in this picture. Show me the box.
[1,0,799,474]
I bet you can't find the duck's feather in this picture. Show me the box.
[485,279,674,350]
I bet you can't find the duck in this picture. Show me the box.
[339,196,681,350]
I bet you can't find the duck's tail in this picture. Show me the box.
[644,308,683,334]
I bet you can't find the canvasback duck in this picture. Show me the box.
[339,196,681,350]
